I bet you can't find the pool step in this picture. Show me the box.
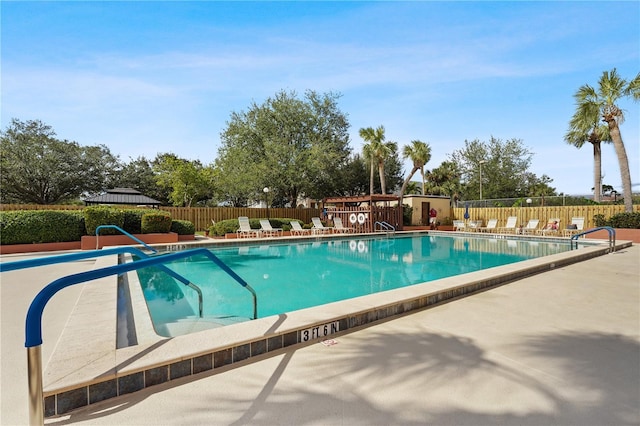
[158,315,252,337]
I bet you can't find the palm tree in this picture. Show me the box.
[569,69,639,212]
[398,140,431,208]
[360,125,393,194]
[565,122,610,203]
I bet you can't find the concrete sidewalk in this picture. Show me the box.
[2,245,639,425]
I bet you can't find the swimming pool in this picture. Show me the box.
[137,234,569,337]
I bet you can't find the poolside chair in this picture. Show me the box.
[537,218,561,236]
[259,219,283,237]
[563,217,585,237]
[236,216,261,238]
[467,220,483,232]
[333,217,355,234]
[452,220,466,231]
[290,221,312,236]
[478,219,498,233]
[311,217,333,235]
[496,216,518,234]
[519,219,540,235]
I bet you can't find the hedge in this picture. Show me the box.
[594,212,640,229]
[0,208,196,245]
[0,210,85,244]
[141,212,172,233]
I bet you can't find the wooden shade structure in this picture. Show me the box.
[323,194,403,232]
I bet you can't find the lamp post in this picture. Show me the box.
[479,160,486,201]
[526,198,532,207]
[263,187,270,218]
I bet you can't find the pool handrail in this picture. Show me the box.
[95,225,158,253]
[374,221,395,232]
[570,226,616,252]
[0,246,205,317]
[23,247,256,426]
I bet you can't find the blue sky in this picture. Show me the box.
[2,1,639,196]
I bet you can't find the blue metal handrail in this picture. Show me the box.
[22,248,256,425]
[570,226,616,252]
[95,225,157,253]
[0,246,205,316]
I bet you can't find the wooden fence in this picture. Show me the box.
[0,204,322,232]
[2,204,637,232]
[451,204,640,230]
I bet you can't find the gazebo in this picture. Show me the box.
[323,194,402,232]
[83,188,162,207]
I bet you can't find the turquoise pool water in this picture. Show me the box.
[137,234,569,336]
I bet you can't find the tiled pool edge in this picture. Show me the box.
[43,239,631,417]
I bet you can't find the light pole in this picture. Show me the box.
[479,160,486,201]
[263,187,270,218]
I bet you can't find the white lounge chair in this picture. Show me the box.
[537,218,560,236]
[311,217,333,235]
[290,221,311,236]
[519,219,540,235]
[333,217,355,233]
[452,220,466,231]
[467,220,483,232]
[563,217,585,237]
[236,216,261,238]
[259,219,283,237]
[478,219,498,233]
[496,216,518,234]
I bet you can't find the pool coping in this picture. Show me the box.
[41,232,631,417]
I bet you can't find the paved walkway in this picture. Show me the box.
[1,245,639,425]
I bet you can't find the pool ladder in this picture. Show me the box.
[374,221,396,234]
[570,226,616,252]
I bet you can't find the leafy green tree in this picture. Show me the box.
[0,118,119,204]
[399,140,431,206]
[217,90,351,207]
[153,153,214,207]
[114,156,169,204]
[569,69,639,212]
[425,160,462,205]
[449,137,536,200]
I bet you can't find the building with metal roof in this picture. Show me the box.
[83,188,162,207]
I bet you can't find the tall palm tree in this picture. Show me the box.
[569,69,639,212]
[399,140,431,207]
[565,122,610,203]
[360,125,387,194]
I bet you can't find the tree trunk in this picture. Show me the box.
[378,160,386,194]
[420,167,425,195]
[605,118,633,212]
[369,158,375,195]
[398,166,420,216]
[592,141,602,203]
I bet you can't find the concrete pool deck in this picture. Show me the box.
[1,237,638,425]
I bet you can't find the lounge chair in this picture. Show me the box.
[467,220,483,232]
[478,219,498,233]
[236,216,261,238]
[290,221,311,236]
[260,219,283,237]
[496,216,518,234]
[537,218,560,236]
[311,217,333,235]
[452,220,466,231]
[563,217,585,237]
[519,219,540,235]
[333,217,355,233]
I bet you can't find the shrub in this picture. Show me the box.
[402,204,413,226]
[84,206,125,235]
[123,209,157,234]
[0,210,85,244]
[606,212,640,229]
[141,212,172,233]
[171,220,195,235]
